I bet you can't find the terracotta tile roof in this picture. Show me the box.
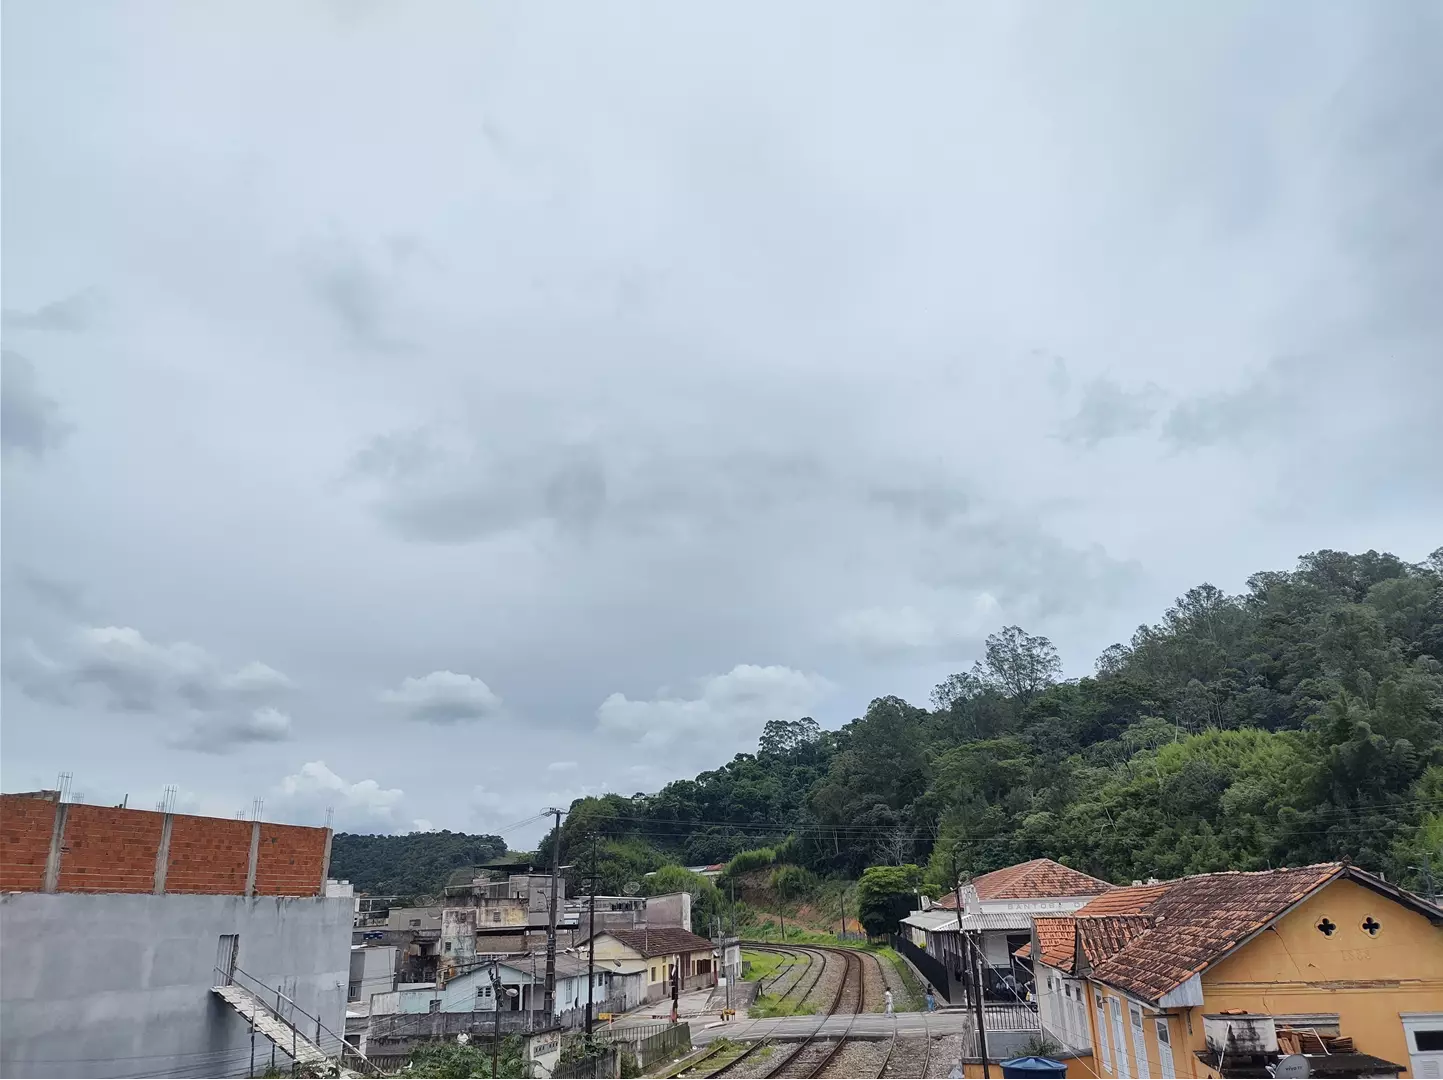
[1028,916,1077,969]
[1075,915,1157,970]
[932,891,959,909]
[1085,863,1346,1003]
[1074,882,1171,916]
[602,927,715,958]
[971,859,1111,901]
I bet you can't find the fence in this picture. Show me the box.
[890,933,959,1004]
[588,1021,691,1071]
[552,1048,620,1078]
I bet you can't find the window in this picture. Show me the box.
[428,1000,441,1013]
[1110,997,1131,1078]
[1402,1014,1443,1079]
[490,911,501,923]
[444,942,451,953]
[409,919,422,928]
[1094,991,1112,1073]
[215,934,239,985]
[1129,1005,1147,1077]
[1155,1018,1175,1078]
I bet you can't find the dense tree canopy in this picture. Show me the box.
[329,829,507,896]
[371,548,1443,904]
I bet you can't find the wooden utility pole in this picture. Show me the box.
[543,807,563,1018]
[970,932,990,1078]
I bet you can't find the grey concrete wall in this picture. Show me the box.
[1,892,352,1079]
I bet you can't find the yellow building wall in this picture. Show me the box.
[1079,878,1443,1079]
[1189,877,1443,1078]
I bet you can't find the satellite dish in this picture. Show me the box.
[623,881,641,896]
[1275,1054,1311,1078]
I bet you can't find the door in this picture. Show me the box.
[1129,1004,1148,1075]
[1155,1017,1175,1078]
[1094,991,1113,1074]
[1110,996,1131,1078]
[215,934,239,985]
[1403,1013,1443,1079]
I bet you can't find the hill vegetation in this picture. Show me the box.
[329,829,507,897]
[541,547,1442,903]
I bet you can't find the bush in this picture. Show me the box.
[723,847,776,877]
[768,864,821,900]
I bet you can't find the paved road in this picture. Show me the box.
[686,1009,972,1045]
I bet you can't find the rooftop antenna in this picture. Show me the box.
[56,771,73,803]
[250,797,265,822]
[235,811,247,820]
[157,785,178,814]
[71,792,85,805]
[325,806,335,829]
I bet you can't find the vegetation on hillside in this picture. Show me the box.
[341,548,1442,910]
[328,829,506,896]
[539,548,1442,899]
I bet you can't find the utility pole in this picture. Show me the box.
[543,807,563,1019]
[489,961,504,1079]
[970,932,990,1079]
[838,887,846,940]
[586,834,597,1035]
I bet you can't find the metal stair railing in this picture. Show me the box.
[215,964,382,1076]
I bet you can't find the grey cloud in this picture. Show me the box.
[381,671,504,724]
[2,351,71,460]
[1162,356,1303,450]
[308,241,408,353]
[16,567,86,617]
[7,625,293,722]
[2,290,99,333]
[1059,378,1164,446]
[170,707,293,754]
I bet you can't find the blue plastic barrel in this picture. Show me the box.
[999,1056,1068,1078]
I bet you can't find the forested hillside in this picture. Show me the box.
[543,547,1442,897]
[329,829,507,896]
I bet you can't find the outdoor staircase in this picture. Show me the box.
[212,983,330,1067]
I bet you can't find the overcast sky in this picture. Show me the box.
[3,1,1439,848]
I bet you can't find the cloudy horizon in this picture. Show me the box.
[4,1,1440,849]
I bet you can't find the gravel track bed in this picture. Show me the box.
[714,1041,797,1080]
[860,952,888,1013]
[816,1038,890,1079]
[875,953,908,1003]
[774,950,825,1006]
[800,952,844,1013]
[924,1034,965,1078]
[767,1038,839,1079]
[879,1036,931,1078]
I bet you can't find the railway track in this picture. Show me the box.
[701,947,865,1080]
[749,945,828,1012]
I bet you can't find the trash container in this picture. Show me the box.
[999,1055,1068,1078]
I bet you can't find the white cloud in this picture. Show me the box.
[597,664,832,759]
[830,593,1002,659]
[277,760,404,830]
[171,706,293,754]
[381,670,503,724]
[546,761,578,772]
[412,818,436,833]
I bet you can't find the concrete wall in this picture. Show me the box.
[0,892,352,1079]
[643,892,691,930]
[349,945,397,1003]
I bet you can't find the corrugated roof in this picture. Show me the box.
[971,859,1112,901]
[914,911,1037,933]
[601,927,715,958]
[902,909,960,931]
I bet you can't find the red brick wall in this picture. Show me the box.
[0,793,329,895]
[0,795,59,891]
[164,814,253,894]
[253,823,328,896]
[56,804,166,893]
